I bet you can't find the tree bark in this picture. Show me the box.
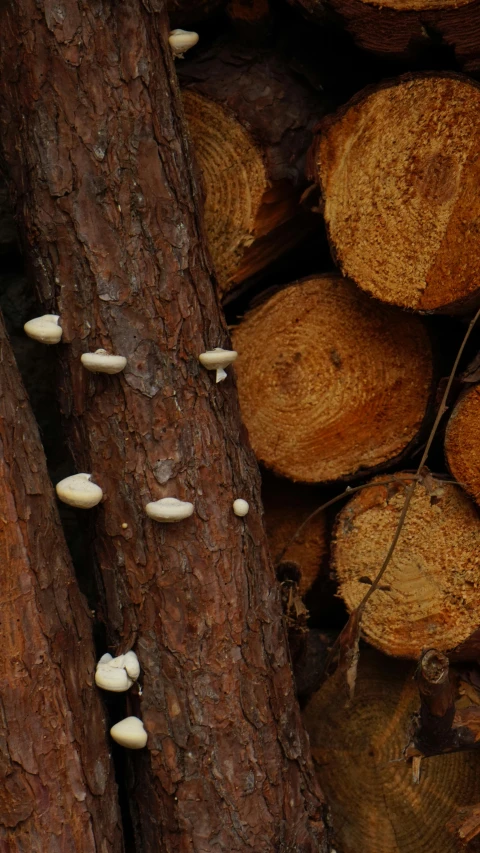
[179,43,320,298]
[0,2,327,851]
[309,74,480,313]
[332,475,480,659]
[0,312,123,852]
[231,275,433,482]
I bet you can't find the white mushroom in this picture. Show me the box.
[124,650,141,680]
[145,497,194,523]
[95,650,140,693]
[233,498,249,517]
[198,348,238,383]
[168,29,199,58]
[56,473,103,509]
[81,349,127,374]
[110,716,148,749]
[24,314,62,344]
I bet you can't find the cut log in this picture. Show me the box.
[333,474,480,659]
[445,385,480,505]
[0,3,327,851]
[294,0,480,71]
[310,74,480,312]
[180,45,320,297]
[262,474,327,596]
[0,312,123,851]
[303,649,480,853]
[232,275,433,482]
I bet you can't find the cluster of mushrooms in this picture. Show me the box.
[24,314,248,749]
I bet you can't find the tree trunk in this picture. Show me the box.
[332,474,480,659]
[179,43,320,298]
[309,74,480,313]
[231,275,433,482]
[0,2,327,851]
[0,312,123,852]
[303,649,480,853]
[295,0,480,73]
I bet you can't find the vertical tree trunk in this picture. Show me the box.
[0,2,327,851]
[0,313,123,852]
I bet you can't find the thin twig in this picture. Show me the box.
[360,303,480,611]
[276,475,416,564]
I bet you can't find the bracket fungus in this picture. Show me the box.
[110,716,148,750]
[198,347,238,383]
[24,314,62,344]
[145,496,194,522]
[168,29,199,58]
[81,349,127,374]
[95,651,140,692]
[233,498,249,517]
[56,473,103,509]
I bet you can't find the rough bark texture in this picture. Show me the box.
[333,475,480,659]
[310,74,480,313]
[294,0,480,72]
[0,2,327,851]
[179,44,320,297]
[303,649,480,853]
[232,275,433,482]
[0,313,123,852]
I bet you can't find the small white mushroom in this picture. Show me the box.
[168,29,199,58]
[81,349,127,374]
[56,473,103,509]
[198,348,238,383]
[233,498,249,517]
[24,314,62,344]
[110,716,148,749]
[95,650,140,693]
[145,496,194,523]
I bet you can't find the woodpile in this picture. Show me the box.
[2,0,480,851]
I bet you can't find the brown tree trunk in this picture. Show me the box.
[232,275,433,482]
[0,312,123,851]
[309,74,480,313]
[0,2,327,851]
[179,43,320,298]
[332,474,480,660]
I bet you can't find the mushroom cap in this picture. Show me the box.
[24,314,62,344]
[95,665,133,692]
[110,716,148,749]
[168,29,199,55]
[81,350,127,374]
[198,348,238,371]
[233,498,249,517]
[123,650,141,680]
[145,496,194,522]
[95,650,140,692]
[56,473,103,509]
